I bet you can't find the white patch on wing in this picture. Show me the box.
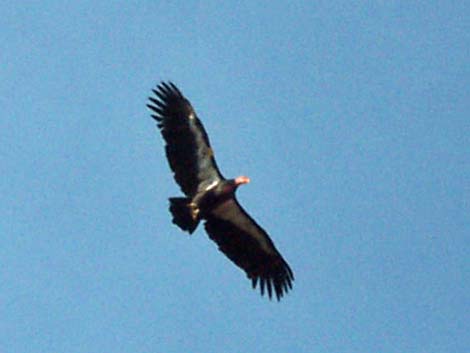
[204,179,218,191]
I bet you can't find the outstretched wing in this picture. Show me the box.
[204,198,294,301]
[147,82,224,197]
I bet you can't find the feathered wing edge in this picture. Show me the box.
[147,82,223,197]
[204,198,294,301]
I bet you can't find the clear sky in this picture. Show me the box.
[1,1,468,353]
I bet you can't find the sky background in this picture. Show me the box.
[1,1,469,352]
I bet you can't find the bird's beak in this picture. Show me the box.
[235,176,250,185]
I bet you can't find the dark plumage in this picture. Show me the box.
[147,82,294,300]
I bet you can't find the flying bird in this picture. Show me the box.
[147,82,294,300]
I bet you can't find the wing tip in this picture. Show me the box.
[147,80,187,124]
[250,260,294,301]
[147,80,193,122]
[154,81,182,98]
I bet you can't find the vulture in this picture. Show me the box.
[147,82,294,300]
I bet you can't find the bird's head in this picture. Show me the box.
[224,175,250,194]
[234,175,250,186]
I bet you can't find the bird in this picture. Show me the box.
[147,82,294,300]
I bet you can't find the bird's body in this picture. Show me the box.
[147,82,293,300]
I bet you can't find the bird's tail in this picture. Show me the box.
[168,197,200,234]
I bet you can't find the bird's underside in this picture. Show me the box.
[147,81,294,300]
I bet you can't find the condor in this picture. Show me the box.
[147,82,294,300]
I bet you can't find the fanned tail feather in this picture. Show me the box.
[168,197,200,234]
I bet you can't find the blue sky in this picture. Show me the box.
[1,1,468,352]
